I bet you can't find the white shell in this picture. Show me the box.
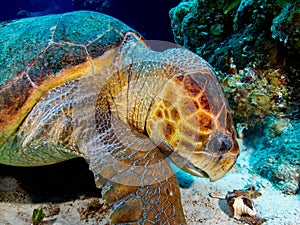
[232,196,257,219]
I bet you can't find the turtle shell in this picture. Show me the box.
[0,11,239,225]
[0,11,134,142]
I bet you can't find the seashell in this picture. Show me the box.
[231,195,257,219]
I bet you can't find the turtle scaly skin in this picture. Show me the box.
[0,11,239,224]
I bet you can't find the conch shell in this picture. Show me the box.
[225,187,267,224]
[209,186,267,224]
[229,194,257,219]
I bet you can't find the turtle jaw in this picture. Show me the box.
[171,152,238,182]
[169,139,239,182]
[192,151,239,182]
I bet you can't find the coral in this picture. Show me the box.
[170,0,300,109]
[271,2,300,105]
[169,0,235,54]
[224,0,242,15]
[265,117,290,138]
[170,0,300,196]
[271,2,300,55]
[249,117,300,195]
[218,67,289,125]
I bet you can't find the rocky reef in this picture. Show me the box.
[170,0,300,195]
[218,68,289,125]
[248,117,299,195]
[170,0,300,123]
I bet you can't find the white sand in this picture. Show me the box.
[0,139,299,224]
[181,139,300,225]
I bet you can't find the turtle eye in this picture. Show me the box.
[207,130,233,153]
[217,133,233,153]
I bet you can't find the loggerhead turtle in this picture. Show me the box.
[0,11,239,224]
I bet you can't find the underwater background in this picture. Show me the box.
[0,0,181,41]
[0,0,299,224]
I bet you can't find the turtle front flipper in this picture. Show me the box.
[71,86,186,223]
[85,125,187,224]
[98,147,186,224]
[108,176,186,224]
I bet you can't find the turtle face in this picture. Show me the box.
[146,70,239,181]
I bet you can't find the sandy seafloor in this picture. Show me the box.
[0,139,299,225]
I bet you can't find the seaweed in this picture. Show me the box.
[224,0,242,14]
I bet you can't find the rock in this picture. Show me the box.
[249,117,300,195]
[169,0,300,109]
[271,2,300,55]
[218,68,289,125]
[169,1,299,193]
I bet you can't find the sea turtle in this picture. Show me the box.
[0,11,239,224]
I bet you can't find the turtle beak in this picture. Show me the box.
[191,152,239,182]
[191,138,239,181]
[170,138,239,182]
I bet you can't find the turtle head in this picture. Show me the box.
[146,69,239,181]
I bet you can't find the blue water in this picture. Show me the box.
[0,0,181,41]
[0,0,72,21]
